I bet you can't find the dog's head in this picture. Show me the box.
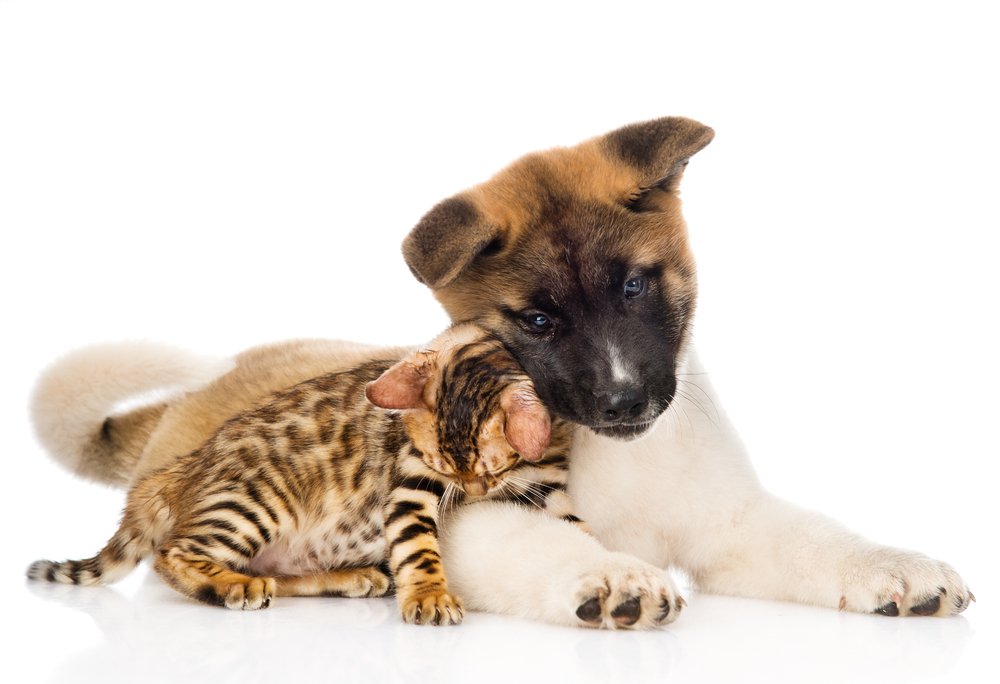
[402,117,713,439]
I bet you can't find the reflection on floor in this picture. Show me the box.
[18,565,983,684]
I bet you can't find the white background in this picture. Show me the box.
[1,1,997,682]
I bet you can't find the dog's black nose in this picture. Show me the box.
[597,387,648,422]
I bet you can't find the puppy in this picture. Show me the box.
[32,117,972,628]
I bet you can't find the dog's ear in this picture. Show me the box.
[602,117,714,198]
[402,196,501,289]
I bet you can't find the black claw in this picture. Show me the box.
[875,601,900,616]
[610,596,642,626]
[655,598,672,623]
[576,597,603,623]
[910,594,941,616]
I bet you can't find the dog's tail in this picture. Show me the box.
[30,341,234,486]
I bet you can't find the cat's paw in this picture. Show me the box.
[840,548,973,616]
[358,566,393,598]
[221,577,276,610]
[399,588,464,626]
[329,566,394,598]
[571,554,683,629]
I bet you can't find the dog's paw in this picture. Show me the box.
[840,548,973,616]
[571,554,683,629]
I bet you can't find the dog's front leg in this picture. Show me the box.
[684,492,973,616]
[619,346,976,617]
[439,501,685,629]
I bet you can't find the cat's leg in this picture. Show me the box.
[440,501,681,629]
[385,473,463,626]
[275,567,392,598]
[154,546,276,610]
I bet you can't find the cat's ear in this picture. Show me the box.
[365,351,437,411]
[501,384,551,462]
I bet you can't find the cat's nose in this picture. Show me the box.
[461,478,488,497]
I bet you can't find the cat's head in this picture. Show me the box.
[365,323,552,497]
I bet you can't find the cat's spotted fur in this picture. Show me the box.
[28,324,579,625]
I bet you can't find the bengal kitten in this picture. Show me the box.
[28,324,581,625]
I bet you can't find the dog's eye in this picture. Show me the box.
[623,277,647,299]
[524,312,553,333]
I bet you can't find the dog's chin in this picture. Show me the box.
[590,422,656,442]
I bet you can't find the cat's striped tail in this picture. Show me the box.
[27,478,175,585]
[30,341,234,487]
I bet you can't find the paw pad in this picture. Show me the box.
[576,597,603,624]
[910,593,942,616]
[610,596,642,627]
[874,601,900,616]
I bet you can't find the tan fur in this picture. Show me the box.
[134,339,409,482]
[30,341,235,486]
[97,402,169,485]
[402,118,711,340]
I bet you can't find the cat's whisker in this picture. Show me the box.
[437,483,449,514]
[440,482,460,515]
[500,475,546,511]
[497,475,521,501]
[496,475,527,502]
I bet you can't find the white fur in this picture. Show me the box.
[440,502,681,628]
[30,341,234,476]
[607,343,636,384]
[438,343,970,627]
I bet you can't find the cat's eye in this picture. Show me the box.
[623,276,647,299]
[524,312,553,333]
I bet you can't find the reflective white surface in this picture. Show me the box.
[11,563,994,684]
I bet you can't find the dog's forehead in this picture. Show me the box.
[468,146,636,229]
[505,204,676,290]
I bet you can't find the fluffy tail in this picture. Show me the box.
[30,341,234,486]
